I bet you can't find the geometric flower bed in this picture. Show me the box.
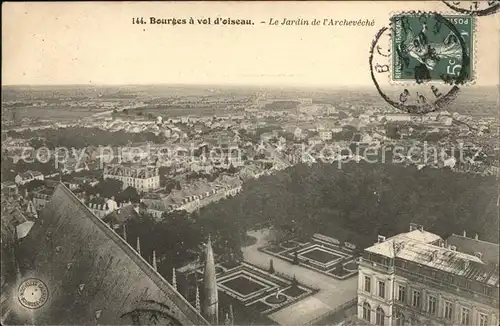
[196,261,316,315]
[259,233,359,280]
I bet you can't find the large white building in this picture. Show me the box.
[357,223,499,326]
[15,170,44,185]
[103,164,160,192]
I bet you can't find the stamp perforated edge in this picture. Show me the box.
[384,10,477,87]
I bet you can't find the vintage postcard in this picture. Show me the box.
[1,1,499,326]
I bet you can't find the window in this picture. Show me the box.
[483,286,492,296]
[427,295,437,315]
[478,313,488,326]
[362,302,371,322]
[395,312,405,326]
[378,281,385,298]
[412,290,421,308]
[364,276,371,293]
[444,301,453,320]
[376,307,385,326]
[397,285,406,302]
[461,307,470,325]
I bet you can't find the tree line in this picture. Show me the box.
[196,162,499,249]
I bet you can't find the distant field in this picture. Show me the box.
[2,85,496,120]
[3,106,108,120]
[119,105,243,118]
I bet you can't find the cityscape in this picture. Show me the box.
[1,84,498,325]
[2,1,499,325]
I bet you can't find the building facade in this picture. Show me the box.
[14,170,44,185]
[357,224,499,326]
[32,187,55,211]
[103,164,160,192]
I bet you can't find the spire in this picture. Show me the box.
[122,224,127,242]
[172,267,177,290]
[203,235,218,325]
[152,250,157,271]
[195,285,201,312]
[136,237,141,255]
[229,304,234,326]
[12,226,22,281]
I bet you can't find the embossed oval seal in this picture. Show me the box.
[18,278,49,309]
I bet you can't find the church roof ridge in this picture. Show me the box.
[42,183,210,325]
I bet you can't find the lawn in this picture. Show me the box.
[330,267,352,277]
[283,286,306,298]
[344,261,358,270]
[301,249,343,264]
[221,276,265,296]
[248,300,273,313]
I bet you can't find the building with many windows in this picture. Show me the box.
[357,223,499,326]
[14,170,44,185]
[103,164,160,192]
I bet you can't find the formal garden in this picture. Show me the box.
[260,233,359,279]
[194,261,316,315]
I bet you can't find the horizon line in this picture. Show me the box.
[3,82,497,89]
[1,82,379,89]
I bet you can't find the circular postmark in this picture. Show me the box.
[18,278,49,309]
[441,1,499,17]
[369,12,471,114]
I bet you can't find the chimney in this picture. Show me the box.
[463,230,467,237]
[430,250,438,261]
[377,235,386,243]
[475,234,479,240]
[474,252,483,260]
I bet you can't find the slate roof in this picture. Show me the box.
[366,230,499,287]
[6,183,209,325]
[446,233,499,265]
[102,204,139,225]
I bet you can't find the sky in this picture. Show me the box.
[2,1,499,86]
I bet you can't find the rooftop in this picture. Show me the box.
[102,204,139,225]
[7,184,209,325]
[366,230,499,287]
[447,233,499,265]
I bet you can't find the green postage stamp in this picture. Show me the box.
[391,13,474,84]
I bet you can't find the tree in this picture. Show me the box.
[269,259,275,274]
[292,250,299,265]
[117,186,140,203]
[23,179,46,193]
[94,179,123,198]
[291,274,298,288]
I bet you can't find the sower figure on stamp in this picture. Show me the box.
[397,20,462,72]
